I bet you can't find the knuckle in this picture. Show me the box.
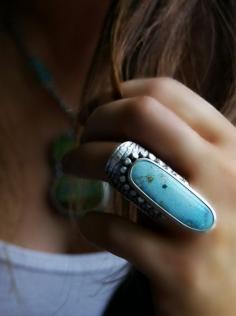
[145,77,177,98]
[122,96,157,132]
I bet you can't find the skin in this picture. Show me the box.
[0,1,235,314]
[64,78,236,315]
[0,0,109,252]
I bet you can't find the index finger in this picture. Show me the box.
[121,78,236,144]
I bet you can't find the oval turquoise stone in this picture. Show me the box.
[51,175,106,216]
[129,159,215,232]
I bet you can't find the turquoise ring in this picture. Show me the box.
[105,141,217,232]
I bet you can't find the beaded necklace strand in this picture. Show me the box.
[6,18,111,218]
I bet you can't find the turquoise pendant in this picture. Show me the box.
[50,129,110,217]
[50,175,110,217]
[129,159,216,232]
[50,129,77,165]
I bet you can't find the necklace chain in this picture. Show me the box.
[7,18,77,128]
[5,18,111,218]
[28,57,77,122]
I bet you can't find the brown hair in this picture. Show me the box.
[0,1,235,223]
[78,0,236,219]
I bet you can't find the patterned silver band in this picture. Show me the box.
[105,141,217,232]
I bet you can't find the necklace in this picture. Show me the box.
[6,19,111,218]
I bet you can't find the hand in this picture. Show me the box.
[64,77,236,315]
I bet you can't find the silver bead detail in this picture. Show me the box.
[120,166,127,174]
[158,160,166,167]
[130,190,137,196]
[164,167,172,173]
[137,197,145,203]
[123,184,130,190]
[131,152,139,160]
[124,158,132,166]
[141,151,148,158]
[120,176,126,183]
[148,153,156,160]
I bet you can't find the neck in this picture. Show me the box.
[10,0,110,107]
[16,0,110,53]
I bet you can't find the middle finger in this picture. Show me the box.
[80,96,212,179]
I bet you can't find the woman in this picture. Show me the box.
[0,0,235,315]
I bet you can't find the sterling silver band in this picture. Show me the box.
[105,141,217,232]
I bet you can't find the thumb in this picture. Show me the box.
[78,211,169,278]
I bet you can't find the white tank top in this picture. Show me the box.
[0,241,130,316]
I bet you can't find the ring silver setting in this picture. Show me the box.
[105,141,217,232]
